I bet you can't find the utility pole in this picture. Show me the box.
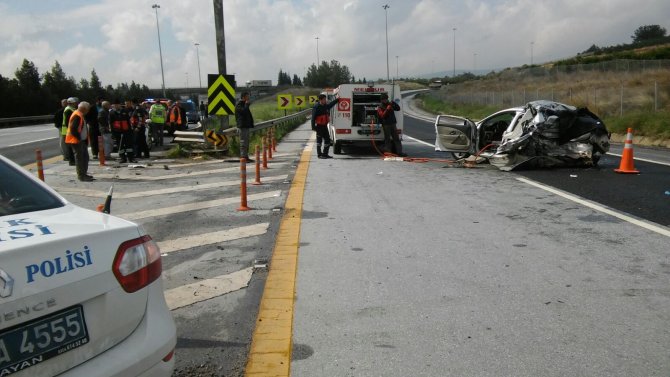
[194,42,202,89]
[152,4,166,97]
[452,27,457,78]
[213,0,227,127]
[396,55,399,80]
[213,0,227,74]
[530,41,534,66]
[315,36,320,66]
[383,4,390,82]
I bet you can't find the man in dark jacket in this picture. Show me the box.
[311,94,338,159]
[53,99,68,160]
[85,98,100,159]
[235,92,254,162]
[377,93,405,157]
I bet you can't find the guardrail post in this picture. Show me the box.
[98,136,106,166]
[267,131,273,160]
[252,145,262,186]
[237,158,251,211]
[272,126,277,153]
[35,149,45,182]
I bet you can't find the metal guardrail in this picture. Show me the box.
[0,115,52,128]
[173,108,311,144]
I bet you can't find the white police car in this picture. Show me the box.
[0,155,176,376]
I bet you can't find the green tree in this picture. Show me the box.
[632,25,667,43]
[303,60,353,88]
[43,61,77,101]
[292,74,302,86]
[15,59,40,92]
[14,59,51,114]
[90,69,105,99]
[277,69,292,86]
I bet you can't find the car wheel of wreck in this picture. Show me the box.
[451,152,470,160]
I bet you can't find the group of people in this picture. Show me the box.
[310,92,404,158]
[54,97,190,181]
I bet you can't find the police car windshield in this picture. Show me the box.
[0,159,64,216]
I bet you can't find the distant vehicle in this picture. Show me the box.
[249,80,272,87]
[181,100,199,124]
[0,154,176,376]
[434,100,610,170]
[327,83,403,155]
[428,80,442,89]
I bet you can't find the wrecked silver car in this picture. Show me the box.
[434,100,610,171]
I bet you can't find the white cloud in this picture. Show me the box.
[0,0,668,88]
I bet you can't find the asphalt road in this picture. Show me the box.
[293,122,670,377]
[3,103,670,376]
[402,115,670,228]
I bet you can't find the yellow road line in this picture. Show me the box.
[22,155,61,170]
[245,143,312,376]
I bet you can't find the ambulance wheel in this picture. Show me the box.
[334,141,342,155]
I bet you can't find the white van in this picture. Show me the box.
[327,83,403,154]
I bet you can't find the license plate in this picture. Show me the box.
[0,306,89,375]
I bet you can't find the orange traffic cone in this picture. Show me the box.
[614,128,639,174]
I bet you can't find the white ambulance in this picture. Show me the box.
[327,83,403,154]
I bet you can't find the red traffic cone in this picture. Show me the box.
[614,128,639,174]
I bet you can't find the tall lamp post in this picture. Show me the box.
[530,41,534,65]
[194,42,202,89]
[152,4,166,97]
[314,36,320,66]
[383,4,390,82]
[474,53,477,73]
[395,55,399,80]
[452,27,457,78]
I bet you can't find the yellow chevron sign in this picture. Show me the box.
[277,94,292,110]
[207,74,236,115]
[294,96,306,108]
[309,95,318,105]
[205,130,228,147]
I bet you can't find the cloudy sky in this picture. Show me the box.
[0,0,668,89]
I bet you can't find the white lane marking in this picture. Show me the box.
[8,136,59,147]
[119,190,281,220]
[517,177,670,238]
[52,174,289,198]
[607,152,670,167]
[157,223,269,254]
[165,267,254,310]
[404,135,434,148]
[48,162,289,180]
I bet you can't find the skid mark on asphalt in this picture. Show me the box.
[119,190,281,220]
[52,174,289,198]
[165,267,254,310]
[157,223,270,254]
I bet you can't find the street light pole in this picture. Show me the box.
[152,4,166,97]
[315,36,320,66]
[383,4,390,82]
[194,42,202,89]
[452,27,457,78]
[396,55,399,80]
[530,41,534,66]
[474,53,477,73]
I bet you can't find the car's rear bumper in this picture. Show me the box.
[59,279,176,377]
